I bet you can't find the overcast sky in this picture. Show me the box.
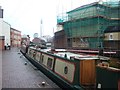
[0,0,103,38]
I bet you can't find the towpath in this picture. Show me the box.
[2,47,60,89]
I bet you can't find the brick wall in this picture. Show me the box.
[0,36,5,50]
[10,28,21,47]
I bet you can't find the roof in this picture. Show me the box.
[32,38,45,44]
[67,1,120,14]
[104,26,120,33]
[67,2,99,13]
[11,28,21,32]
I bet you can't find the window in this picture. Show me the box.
[109,33,113,40]
[33,52,36,58]
[47,58,53,69]
[40,55,44,63]
[64,66,68,74]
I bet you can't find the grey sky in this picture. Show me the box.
[0,0,101,39]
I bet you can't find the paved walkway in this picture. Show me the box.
[2,48,60,89]
[0,51,2,90]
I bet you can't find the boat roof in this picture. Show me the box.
[31,47,98,60]
[54,52,99,60]
[29,47,109,60]
[54,52,109,60]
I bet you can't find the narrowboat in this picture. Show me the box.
[20,44,113,90]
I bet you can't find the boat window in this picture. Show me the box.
[37,53,40,59]
[47,57,53,69]
[64,66,68,74]
[40,55,44,63]
[33,51,36,58]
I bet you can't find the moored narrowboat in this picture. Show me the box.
[20,45,120,89]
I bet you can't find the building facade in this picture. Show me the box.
[0,6,3,18]
[2,21,11,48]
[10,28,21,47]
[21,35,30,46]
[0,6,22,50]
[0,6,11,50]
[104,26,120,50]
[54,30,67,49]
[0,6,4,50]
[0,36,4,50]
[56,1,120,50]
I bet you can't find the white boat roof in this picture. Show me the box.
[29,47,109,60]
[54,52,99,60]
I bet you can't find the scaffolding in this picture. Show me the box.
[57,0,120,49]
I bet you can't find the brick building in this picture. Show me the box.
[10,28,21,47]
[21,35,30,46]
[54,30,67,49]
[0,36,4,50]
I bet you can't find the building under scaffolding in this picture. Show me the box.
[55,0,120,51]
